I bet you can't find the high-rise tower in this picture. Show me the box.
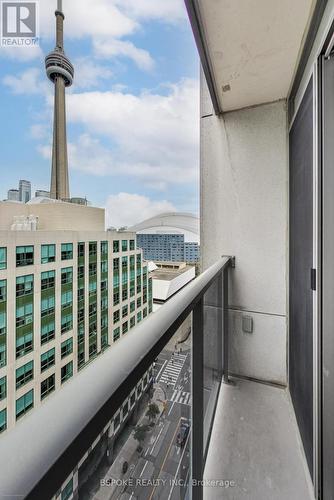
[45,0,74,200]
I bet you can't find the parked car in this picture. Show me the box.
[177,418,190,447]
[122,461,129,474]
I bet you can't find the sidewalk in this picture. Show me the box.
[94,383,166,500]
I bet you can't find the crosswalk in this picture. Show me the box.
[158,353,187,388]
[170,389,192,406]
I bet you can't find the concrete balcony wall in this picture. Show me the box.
[200,72,288,384]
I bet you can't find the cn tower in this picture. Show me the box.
[45,0,74,200]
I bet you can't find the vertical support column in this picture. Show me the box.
[192,298,204,500]
[223,268,229,384]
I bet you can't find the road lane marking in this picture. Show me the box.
[156,359,168,380]
[167,401,175,416]
[148,418,182,500]
[167,427,191,500]
[149,423,165,455]
[140,460,148,477]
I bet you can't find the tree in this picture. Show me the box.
[133,424,150,448]
[146,403,160,423]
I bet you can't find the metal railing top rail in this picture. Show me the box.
[0,256,232,500]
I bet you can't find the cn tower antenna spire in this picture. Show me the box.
[45,0,74,200]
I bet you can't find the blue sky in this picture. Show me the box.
[0,0,199,227]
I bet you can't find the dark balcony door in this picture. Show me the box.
[289,76,314,479]
[321,54,334,500]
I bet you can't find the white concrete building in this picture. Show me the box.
[0,200,152,433]
[150,261,196,309]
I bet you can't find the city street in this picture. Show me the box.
[97,342,192,500]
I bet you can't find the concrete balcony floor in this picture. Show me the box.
[204,378,315,500]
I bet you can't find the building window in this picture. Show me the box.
[101,296,108,311]
[113,327,120,342]
[113,289,120,306]
[0,311,6,337]
[130,316,135,329]
[41,270,55,290]
[143,308,147,318]
[122,240,128,252]
[122,321,128,335]
[89,262,97,276]
[101,314,108,329]
[16,303,33,327]
[137,311,142,323]
[0,343,6,368]
[61,267,73,285]
[16,389,33,420]
[122,305,128,318]
[122,286,128,301]
[0,376,6,401]
[41,374,55,400]
[113,310,120,323]
[137,297,142,308]
[41,321,55,345]
[61,243,73,261]
[61,313,72,334]
[0,248,6,270]
[101,260,108,274]
[41,295,55,318]
[61,478,73,500]
[61,290,73,310]
[113,257,120,272]
[89,281,97,296]
[130,301,135,313]
[113,240,119,253]
[0,408,6,433]
[61,338,73,359]
[41,244,55,264]
[78,242,85,258]
[61,361,73,384]
[16,361,33,389]
[16,275,34,297]
[130,240,135,251]
[101,241,108,255]
[16,332,33,358]
[78,265,84,280]
[89,242,97,257]
[16,246,34,267]
[0,280,6,302]
[41,348,55,372]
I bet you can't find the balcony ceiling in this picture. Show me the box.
[198,0,316,112]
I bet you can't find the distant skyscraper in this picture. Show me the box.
[7,189,20,202]
[45,0,74,200]
[19,180,31,203]
[136,234,200,263]
[35,190,51,198]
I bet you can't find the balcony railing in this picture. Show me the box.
[0,256,234,500]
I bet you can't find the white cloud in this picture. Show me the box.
[2,68,48,95]
[105,192,176,228]
[72,58,113,89]
[30,124,49,139]
[94,39,154,71]
[39,0,138,40]
[115,0,187,23]
[0,44,43,61]
[62,78,199,189]
[39,0,186,41]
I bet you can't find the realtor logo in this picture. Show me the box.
[1,1,39,46]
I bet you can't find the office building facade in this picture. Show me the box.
[7,190,20,202]
[19,180,31,203]
[136,233,200,263]
[0,227,153,434]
